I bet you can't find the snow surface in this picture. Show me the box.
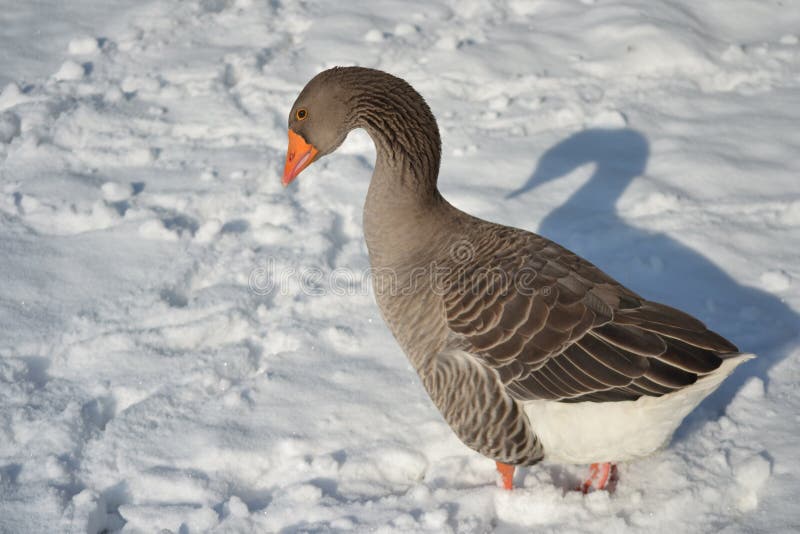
[1,0,799,532]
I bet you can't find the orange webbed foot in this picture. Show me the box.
[580,462,617,493]
[496,461,515,490]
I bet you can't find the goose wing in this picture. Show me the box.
[441,225,737,403]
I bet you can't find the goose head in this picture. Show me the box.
[282,70,353,186]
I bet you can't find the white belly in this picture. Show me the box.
[523,353,754,464]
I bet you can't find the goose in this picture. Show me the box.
[281,67,753,491]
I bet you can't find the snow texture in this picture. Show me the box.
[1,0,799,532]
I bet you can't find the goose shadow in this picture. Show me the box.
[507,128,799,438]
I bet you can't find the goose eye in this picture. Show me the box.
[296,108,308,120]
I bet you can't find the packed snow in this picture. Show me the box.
[1,0,799,532]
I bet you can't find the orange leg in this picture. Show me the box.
[496,461,515,490]
[580,462,617,493]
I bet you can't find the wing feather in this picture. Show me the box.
[441,224,739,403]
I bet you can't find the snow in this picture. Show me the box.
[0,0,799,532]
[0,112,21,144]
[53,61,86,82]
[68,37,101,57]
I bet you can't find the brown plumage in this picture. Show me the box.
[282,67,752,486]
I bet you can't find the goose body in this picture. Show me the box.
[282,67,753,488]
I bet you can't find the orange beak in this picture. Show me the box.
[282,130,319,186]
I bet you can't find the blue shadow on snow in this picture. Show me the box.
[507,128,799,439]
